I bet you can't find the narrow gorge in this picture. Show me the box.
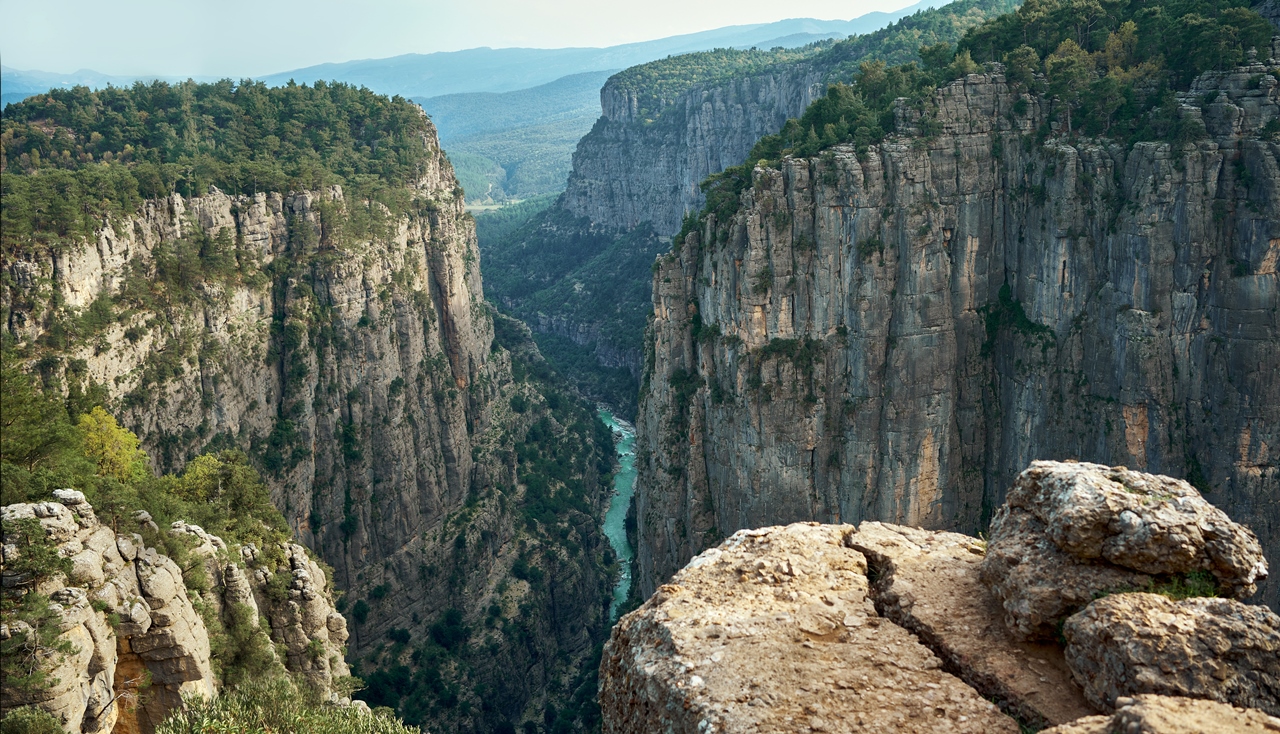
[477,0,1016,416]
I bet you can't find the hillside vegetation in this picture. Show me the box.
[608,44,835,124]
[0,351,353,725]
[1,80,436,252]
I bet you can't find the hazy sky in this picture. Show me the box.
[2,0,916,77]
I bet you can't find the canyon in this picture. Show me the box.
[478,0,1018,414]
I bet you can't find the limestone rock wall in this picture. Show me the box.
[634,64,1280,609]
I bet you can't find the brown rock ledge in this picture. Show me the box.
[1041,694,1280,734]
[599,523,1021,734]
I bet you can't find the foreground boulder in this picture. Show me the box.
[1063,593,1280,716]
[601,463,1277,733]
[1042,694,1280,734]
[981,461,1269,640]
[600,523,1023,734]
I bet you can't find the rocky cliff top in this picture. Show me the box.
[600,462,1279,733]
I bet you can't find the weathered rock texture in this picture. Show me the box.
[981,461,1270,639]
[599,523,1022,734]
[0,494,348,734]
[561,0,1018,239]
[850,521,1094,728]
[1063,593,1280,716]
[3,113,613,728]
[601,516,1278,733]
[1042,694,1280,734]
[634,61,1280,609]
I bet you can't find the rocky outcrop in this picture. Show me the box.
[1,493,349,733]
[1063,593,1280,715]
[3,111,614,729]
[981,462,1269,639]
[1042,694,1280,734]
[599,523,1023,734]
[602,473,1278,733]
[633,60,1280,609]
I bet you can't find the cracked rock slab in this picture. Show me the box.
[849,522,1096,728]
[1063,593,1280,716]
[600,523,1020,734]
[1041,694,1280,734]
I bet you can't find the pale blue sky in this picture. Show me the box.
[2,0,914,76]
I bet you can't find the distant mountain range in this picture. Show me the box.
[256,3,937,98]
[2,1,936,104]
[2,0,939,202]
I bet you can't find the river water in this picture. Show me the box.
[598,408,637,620]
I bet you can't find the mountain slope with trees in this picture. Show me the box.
[2,80,616,732]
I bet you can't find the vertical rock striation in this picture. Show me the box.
[633,64,1280,609]
[563,66,828,238]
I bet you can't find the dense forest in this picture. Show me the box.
[693,0,1275,235]
[1,80,437,253]
[476,201,651,416]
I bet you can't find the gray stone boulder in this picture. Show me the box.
[1063,593,1280,715]
[981,461,1270,640]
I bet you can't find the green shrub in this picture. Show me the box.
[156,676,419,734]
[0,706,63,734]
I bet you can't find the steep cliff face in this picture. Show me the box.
[562,67,828,238]
[634,63,1280,608]
[481,0,1018,416]
[4,115,614,729]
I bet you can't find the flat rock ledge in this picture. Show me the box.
[850,522,1094,729]
[600,523,1025,734]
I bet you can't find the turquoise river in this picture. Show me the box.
[598,408,637,619]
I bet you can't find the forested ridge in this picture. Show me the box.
[604,0,1019,127]
[691,0,1275,236]
[1,80,437,252]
